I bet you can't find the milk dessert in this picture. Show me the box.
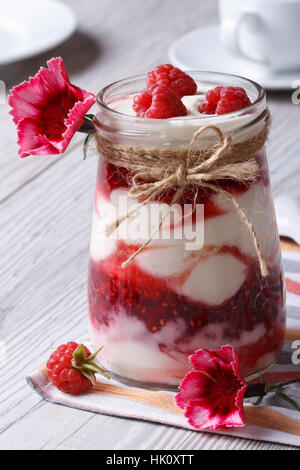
[88,71,286,388]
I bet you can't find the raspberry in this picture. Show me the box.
[198,101,216,115]
[132,89,152,117]
[216,87,251,114]
[46,342,108,395]
[133,86,187,119]
[146,64,197,98]
[198,86,251,115]
[205,86,223,106]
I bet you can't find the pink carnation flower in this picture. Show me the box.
[175,345,247,430]
[8,57,96,157]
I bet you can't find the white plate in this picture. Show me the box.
[169,26,300,90]
[0,0,76,65]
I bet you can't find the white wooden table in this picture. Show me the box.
[1,0,300,450]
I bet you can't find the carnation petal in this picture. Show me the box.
[175,370,215,410]
[39,57,71,95]
[17,118,59,157]
[60,93,96,153]
[189,348,213,370]
[185,401,213,429]
[8,75,46,124]
[8,57,96,157]
[48,57,70,86]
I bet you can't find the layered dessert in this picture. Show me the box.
[88,67,286,388]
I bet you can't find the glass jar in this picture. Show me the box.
[88,72,286,390]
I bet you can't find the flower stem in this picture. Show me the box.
[277,378,300,389]
[245,374,300,409]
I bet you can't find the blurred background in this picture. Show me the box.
[1,0,299,196]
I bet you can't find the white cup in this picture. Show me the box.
[219,0,300,71]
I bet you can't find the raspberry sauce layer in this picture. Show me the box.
[88,240,285,380]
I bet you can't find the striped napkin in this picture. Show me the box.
[27,251,300,447]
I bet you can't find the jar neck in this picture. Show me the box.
[95,71,267,149]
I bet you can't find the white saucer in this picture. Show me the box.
[0,0,76,65]
[169,26,300,90]
[274,195,300,245]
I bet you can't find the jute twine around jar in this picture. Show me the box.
[95,123,270,276]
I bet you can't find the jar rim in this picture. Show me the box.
[96,70,266,125]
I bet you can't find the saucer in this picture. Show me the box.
[274,195,300,246]
[0,0,76,65]
[168,26,300,90]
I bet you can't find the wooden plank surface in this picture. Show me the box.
[0,0,300,450]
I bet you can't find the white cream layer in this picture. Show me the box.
[89,180,278,305]
[90,309,280,384]
[99,93,265,148]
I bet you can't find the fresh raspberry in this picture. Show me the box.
[46,342,108,395]
[198,101,216,115]
[216,87,251,114]
[132,89,152,117]
[205,86,223,106]
[198,86,251,115]
[146,64,197,98]
[133,86,187,119]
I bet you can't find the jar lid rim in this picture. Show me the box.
[96,71,266,125]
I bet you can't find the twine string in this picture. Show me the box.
[96,124,269,276]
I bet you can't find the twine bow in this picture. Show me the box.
[96,124,269,276]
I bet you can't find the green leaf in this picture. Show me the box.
[83,362,110,380]
[83,133,93,160]
[73,344,87,362]
[71,343,110,383]
[85,113,95,120]
[87,346,103,362]
[277,391,300,411]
